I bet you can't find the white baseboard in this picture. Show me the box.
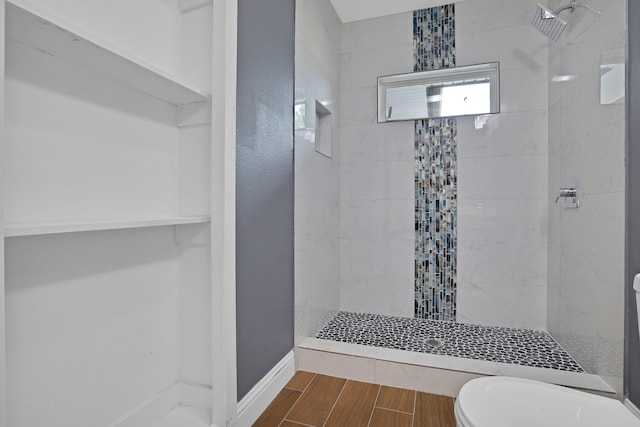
[110,382,212,427]
[625,398,640,420]
[236,350,296,427]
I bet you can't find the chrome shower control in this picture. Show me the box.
[555,179,580,208]
[555,188,577,203]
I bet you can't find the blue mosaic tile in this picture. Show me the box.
[414,5,458,321]
[413,6,456,72]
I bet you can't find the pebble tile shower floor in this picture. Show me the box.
[316,311,584,372]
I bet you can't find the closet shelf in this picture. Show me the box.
[6,0,210,105]
[4,216,211,237]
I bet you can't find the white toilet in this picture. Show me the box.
[455,376,640,427]
[454,274,640,427]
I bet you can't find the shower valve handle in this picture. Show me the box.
[555,188,578,204]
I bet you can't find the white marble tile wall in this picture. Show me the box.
[338,3,552,328]
[338,13,415,318]
[455,0,549,330]
[546,0,625,394]
[294,0,342,345]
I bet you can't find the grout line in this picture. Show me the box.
[366,385,382,427]
[321,378,349,427]
[411,390,417,427]
[303,373,318,393]
[284,372,318,393]
[373,406,414,416]
[282,420,315,427]
[279,373,317,427]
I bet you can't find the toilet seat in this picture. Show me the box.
[454,398,474,427]
[455,376,640,427]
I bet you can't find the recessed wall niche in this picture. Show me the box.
[315,100,332,158]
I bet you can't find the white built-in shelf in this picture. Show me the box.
[6,0,211,105]
[4,216,211,237]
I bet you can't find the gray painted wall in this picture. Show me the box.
[235,0,295,401]
[626,0,640,404]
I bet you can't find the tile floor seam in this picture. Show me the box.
[374,406,414,416]
[366,384,382,427]
[282,420,315,427]
[285,372,317,393]
[411,389,417,427]
[321,378,349,427]
[278,373,317,427]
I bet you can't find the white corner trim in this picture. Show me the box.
[624,398,640,420]
[180,383,213,411]
[179,0,213,13]
[109,382,212,427]
[236,350,296,427]
[177,101,212,128]
[109,384,181,427]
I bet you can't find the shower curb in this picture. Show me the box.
[297,338,617,397]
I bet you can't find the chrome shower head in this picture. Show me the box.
[531,2,602,41]
[531,3,568,41]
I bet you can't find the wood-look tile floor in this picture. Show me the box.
[253,371,456,427]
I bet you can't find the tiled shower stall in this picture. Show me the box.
[295,0,625,395]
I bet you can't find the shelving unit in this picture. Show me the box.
[4,215,211,237]
[3,0,214,229]
[6,1,210,105]
[0,0,226,425]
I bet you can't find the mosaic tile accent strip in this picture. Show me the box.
[413,6,455,72]
[317,312,585,373]
[414,5,458,321]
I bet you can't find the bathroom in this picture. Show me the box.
[294,0,634,421]
[0,0,638,425]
